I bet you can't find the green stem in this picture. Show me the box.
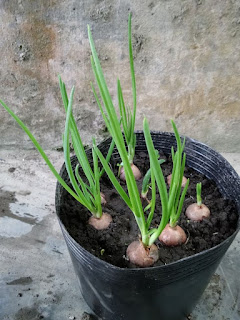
[197,182,202,206]
[146,172,156,229]
[0,99,85,206]
[128,12,136,132]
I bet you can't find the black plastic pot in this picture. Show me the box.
[55,132,240,320]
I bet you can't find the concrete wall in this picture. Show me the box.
[0,0,239,152]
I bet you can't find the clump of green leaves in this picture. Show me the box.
[90,13,141,181]
[59,77,115,218]
[117,13,137,167]
[0,78,114,221]
[88,13,189,247]
[143,118,189,244]
[94,118,188,247]
[89,14,150,244]
[168,121,190,228]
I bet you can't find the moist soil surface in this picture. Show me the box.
[59,151,239,268]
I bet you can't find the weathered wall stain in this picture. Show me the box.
[20,19,56,62]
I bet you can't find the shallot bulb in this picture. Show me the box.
[167,174,188,188]
[185,203,210,221]
[159,224,187,246]
[126,240,159,267]
[119,163,142,181]
[186,182,210,221]
[88,213,112,230]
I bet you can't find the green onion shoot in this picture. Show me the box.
[118,13,141,181]
[141,158,165,201]
[0,79,115,230]
[90,13,141,182]
[145,119,189,247]
[158,121,189,246]
[167,138,188,188]
[197,182,202,206]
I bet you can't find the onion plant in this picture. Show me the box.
[158,121,189,246]
[88,12,190,265]
[94,117,189,266]
[145,119,189,247]
[167,121,189,228]
[90,12,141,181]
[89,15,149,245]
[186,182,210,221]
[0,79,115,230]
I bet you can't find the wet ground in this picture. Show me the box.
[0,149,239,320]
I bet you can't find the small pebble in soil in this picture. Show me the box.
[8,167,16,173]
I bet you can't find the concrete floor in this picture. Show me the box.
[0,149,239,320]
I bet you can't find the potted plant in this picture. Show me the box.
[1,13,239,320]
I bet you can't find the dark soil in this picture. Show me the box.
[59,151,239,268]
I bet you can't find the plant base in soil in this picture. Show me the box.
[59,151,238,268]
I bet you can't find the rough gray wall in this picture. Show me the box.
[0,0,239,152]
